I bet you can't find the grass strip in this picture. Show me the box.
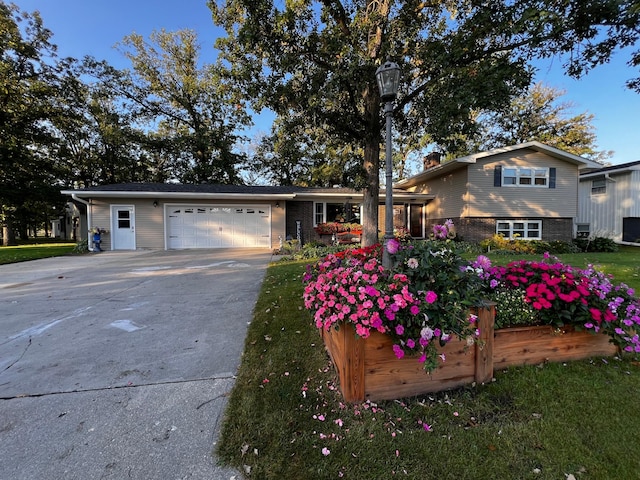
[217,259,640,479]
[0,243,76,264]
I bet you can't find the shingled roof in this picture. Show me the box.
[62,182,427,199]
[72,183,308,194]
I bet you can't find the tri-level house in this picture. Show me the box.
[395,141,602,243]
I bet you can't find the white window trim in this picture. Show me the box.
[313,202,362,226]
[502,166,549,187]
[496,220,542,240]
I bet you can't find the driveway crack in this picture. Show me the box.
[0,374,236,401]
[2,337,32,372]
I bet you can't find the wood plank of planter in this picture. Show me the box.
[493,325,618,370]
[321,326,365,402]
[474,303,495,385]
[363,333,476,401]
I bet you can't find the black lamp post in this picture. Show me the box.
[376,59,401,269]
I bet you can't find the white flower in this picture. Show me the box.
[407,258,419,269]
[421,326,434,340]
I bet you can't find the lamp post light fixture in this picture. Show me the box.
[376,59,401,269]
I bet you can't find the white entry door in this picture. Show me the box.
[111,205,136,250]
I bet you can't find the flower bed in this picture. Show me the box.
[304,221,639,402]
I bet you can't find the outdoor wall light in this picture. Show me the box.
[376,59,401,268]
[275,201,280,208]
[153,200,158,208]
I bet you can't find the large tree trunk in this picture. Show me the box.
[361,75,383,247]
[1,207,17,246]
[361,138,380,247]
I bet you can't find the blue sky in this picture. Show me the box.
[12,0,640,165]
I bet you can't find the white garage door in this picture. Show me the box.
[166,205,271,249]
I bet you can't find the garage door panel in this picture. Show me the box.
[166,204,270,249]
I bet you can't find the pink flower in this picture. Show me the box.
[392,344,405,359]
[473,255,491,270]
[387,238,400,254]
[425,291,438,304]
[395,324,405,335]
[321,447,331,456]
[432,224,448,239]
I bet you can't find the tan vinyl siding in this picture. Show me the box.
[86,199,113,250]
[408,169,469,220]
[469,149,578,218]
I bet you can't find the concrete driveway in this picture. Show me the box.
[0,249,273,479]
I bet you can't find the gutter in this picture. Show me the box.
[71,193,93,251]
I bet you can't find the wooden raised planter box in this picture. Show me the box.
[321,304,618,402]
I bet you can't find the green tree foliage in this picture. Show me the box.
[252,115,364,187]
[210,0,639,245]
[52,59,149,187]
[459,83,613,162]
[1,3,257,241]
[110,29,251,184]
[0,2,62,244]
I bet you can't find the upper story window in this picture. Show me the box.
[494,166,556,188]
[591,178,606,195]
[502,167,549,187]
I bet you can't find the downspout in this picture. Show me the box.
[71,194,93,251]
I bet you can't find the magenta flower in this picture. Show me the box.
[425,291,438,304]
[432,224,448,239]
[387,238,400,254]
[392,344,405,359]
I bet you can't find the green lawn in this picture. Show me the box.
[216,249,640,479]
[484,245,640,292]
[0,243,76,265]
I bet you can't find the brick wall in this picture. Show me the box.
[428,217,573,243]
[286,201,317,244]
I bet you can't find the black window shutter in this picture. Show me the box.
[494,165,502,187]
[549,168,556,188]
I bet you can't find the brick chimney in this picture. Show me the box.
[423,152,442,170]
